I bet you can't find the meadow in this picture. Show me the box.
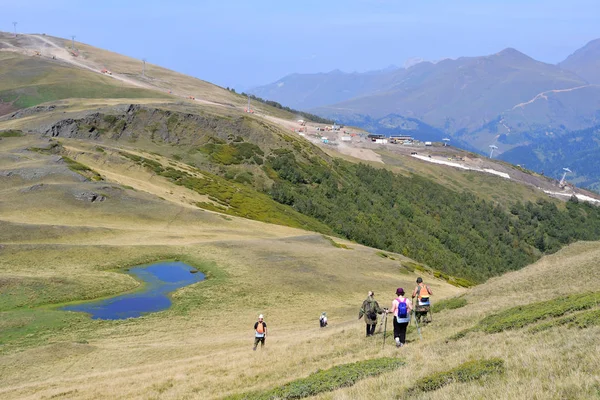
[1,134,599,399]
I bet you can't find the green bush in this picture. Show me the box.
[406,359,504,394]
[452,292,600,339]
[477,292,600,333]
[322,235,352,250]
[226,358,404,400]
[432,296,467,313]
[0,130,23,137]
[529,308,600,333]
[62,156,103,181]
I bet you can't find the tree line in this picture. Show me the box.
[266,152,600,282]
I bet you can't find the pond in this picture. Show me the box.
[61,261,205,320]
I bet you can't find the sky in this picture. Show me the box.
[2,0,599,90]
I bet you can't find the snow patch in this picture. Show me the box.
[411,155,510,179]
[543,190,600,205]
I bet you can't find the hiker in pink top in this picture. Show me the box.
[388,288,413,347]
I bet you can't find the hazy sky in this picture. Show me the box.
[3,0,599,90]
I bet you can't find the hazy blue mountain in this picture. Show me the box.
[249,67,409,110]
[499,125,600,192]
[559,38,600,84]
[254,41,600,154]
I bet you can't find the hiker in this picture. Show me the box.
[253,314,267,351]
[412,277,432,324]
[358,291,384,337]
[388,288,412,347]
[319,312,328,328]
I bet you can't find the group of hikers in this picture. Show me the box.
[251,277,431,350]
[358,277,432,347]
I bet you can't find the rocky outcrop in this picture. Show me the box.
[74,191,106,202]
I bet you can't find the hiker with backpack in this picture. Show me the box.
[412,277,432,324]
[387,287,413,347]
[253,314,267,351]
[358,291,384,337]
[319,312,328,328]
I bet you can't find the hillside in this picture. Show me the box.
[253,41,600,155]
[2,32,600,400]
[500,124,600,192]
[559,38,600,84]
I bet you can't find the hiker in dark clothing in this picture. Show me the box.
[253,314,267,351]
[388,287,413,347]
[358,291,384,337]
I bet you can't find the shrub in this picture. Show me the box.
[406,359,504,394]
[322,235,352,250]
[226,357,404,400]
[0,130,24,137]
[432,296,467,313]
[452,292,600,340]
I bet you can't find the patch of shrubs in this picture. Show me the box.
[61,156,103,181]
[226,358,404,400]
[451,292,600,339]
[432,296,467,313]
[529,308,600,333]
[200,142,264,165]
[322,235,352,250]
[0,130,24,137]
[404,358,504,395]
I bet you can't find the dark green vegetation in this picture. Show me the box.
[500,125,600,192]
[322,235,352,249]
[237,91,334,124]
[225,358,404,400]
[0,53,169,113]
[404,359,504,395]
[529,308,600,333]
[0,129,24,137]
[268,153,600,281]
[39,106,600,282]
[118,151,331,233]
[452,292,600,339]
[62,156,103,181]
[432,296,467,313]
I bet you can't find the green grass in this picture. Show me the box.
[0,130,24,137]
[404,359,504,395]
[322,235,352,249]
[529,308,600,333]
[61,156,103,181]
[0,53,169,110]
[118,150,331,233]
[451,292,600,339]
[431,296,467,313]
[225,358,405,400]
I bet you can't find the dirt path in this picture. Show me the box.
[511,84,599,110]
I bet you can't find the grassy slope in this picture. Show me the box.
[1,137,599,399]
[0,52,170,109]
[0,135,462,399]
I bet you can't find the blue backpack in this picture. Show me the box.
[398,298,408,318]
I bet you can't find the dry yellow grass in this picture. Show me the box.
[1,134,599,400]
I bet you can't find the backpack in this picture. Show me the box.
[365,300,377,320]
[398,298,408,318]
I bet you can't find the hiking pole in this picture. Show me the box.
[382,311,388,349]
[413,310,422,340]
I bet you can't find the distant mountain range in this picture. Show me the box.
[251,39,600,189]
[251,40,600,153]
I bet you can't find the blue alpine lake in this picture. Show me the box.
[61,261,205,320]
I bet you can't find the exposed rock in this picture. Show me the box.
[20,183,45,193]
[74,192,106,202]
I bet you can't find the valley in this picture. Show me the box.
[1,31,600,400]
